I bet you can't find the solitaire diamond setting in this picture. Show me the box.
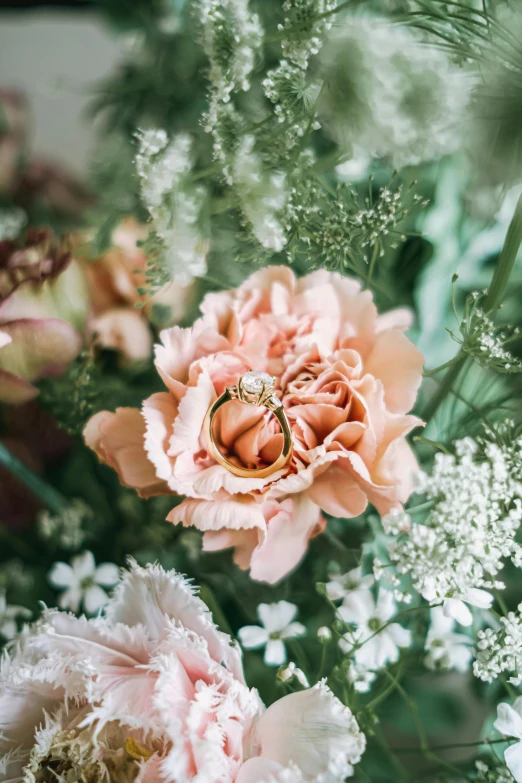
[241,371,275,394]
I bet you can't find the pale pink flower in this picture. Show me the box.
[0,229,87,404]
[84,218,196,362]
[85,267,423,583]
[0,561,365,783]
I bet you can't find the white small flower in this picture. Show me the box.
[347,661,376,693]
[441,588,493,627]
[326,565,374,602]
[279,662,310,688]
[424,607,473,672]
[339,590,411,672]
[494,698,522,782]
[0,592,30,639]
[238,601,306,666]
[48,551,119,615]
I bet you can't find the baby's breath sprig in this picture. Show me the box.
[309,176,428,273]
[450,290,522,374]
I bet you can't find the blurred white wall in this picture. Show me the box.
[0,10,124,176]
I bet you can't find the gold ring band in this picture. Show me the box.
[203,372,293,479]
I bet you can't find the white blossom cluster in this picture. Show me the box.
[262,0,334,155]
[456,291,522,374]
[37,498,91,550]
[198,0,262,102]
[232,135,288,251]
[198,0,262,182]
[135,129,207,285]
[319,18,473,167]
[279,0,336,71]
[474,608,522,683]
[387,436,522,624]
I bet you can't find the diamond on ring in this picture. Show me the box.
[241,371,275,394]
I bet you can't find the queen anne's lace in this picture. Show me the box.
[388,435,522,611]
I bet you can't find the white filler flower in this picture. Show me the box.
[48,550,120,615]
[0,591,30,640]
[339,589,411,671]
[238,600,306,666]
[424,607,473,672]
[494,698,522,782]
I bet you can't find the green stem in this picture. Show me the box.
[483,191,522,314]
[0,442,67,514]
[422,351,468,423]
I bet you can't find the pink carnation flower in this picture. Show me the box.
[0,561,365,783]
[85,268,423,582]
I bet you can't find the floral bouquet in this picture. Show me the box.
[1,1,522,782]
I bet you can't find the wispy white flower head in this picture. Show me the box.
[238,600,306,666]
[0,562,365,782]
[135,130,207,285]
[48,550,119,615]
[319,17,473,167]
[389,435,522,620]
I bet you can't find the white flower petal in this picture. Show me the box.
[252,682,365,779]
[84,585,110,615]
[386,623,412,650]
[375,590,396,622]
[443,598,472,627]
[338,590,375,625]
[71,551,96,580]
[58,587,82,613]
[48,562,75,589]
[258,601,298,633]
[95,563,120,587]
[236,757,286,783]
[505,742,522,783]
[464,588,493,610]
[495,703,522,740]
[264,639,287,667]
[238,625,270,650]
[280,622,306,640]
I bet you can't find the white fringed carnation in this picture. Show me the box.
[0,561,365,783]
[135,130,207,285]
[389,436,522,625]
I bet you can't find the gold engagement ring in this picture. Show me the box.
[203,371,293,479]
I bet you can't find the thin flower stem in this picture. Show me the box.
[423,356,461,377]
[352,604,435,652]
[0,441,68,515]
[422,351,468,423]
[373,723,411,781]
[395,736,509,754]
[384,671,474,782]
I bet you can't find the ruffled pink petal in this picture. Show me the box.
[92,308,152,362]
[376,307,413,333]
[306,463,369,518]
[248,497,325,584]
[143,392,178,484]
[364,328,424,414]
[236,757,285,783]
[203,528,260,570]
[168,497,268,532]
[84,409,169,497]
[155,320,231,401]
[106,561,245,681]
